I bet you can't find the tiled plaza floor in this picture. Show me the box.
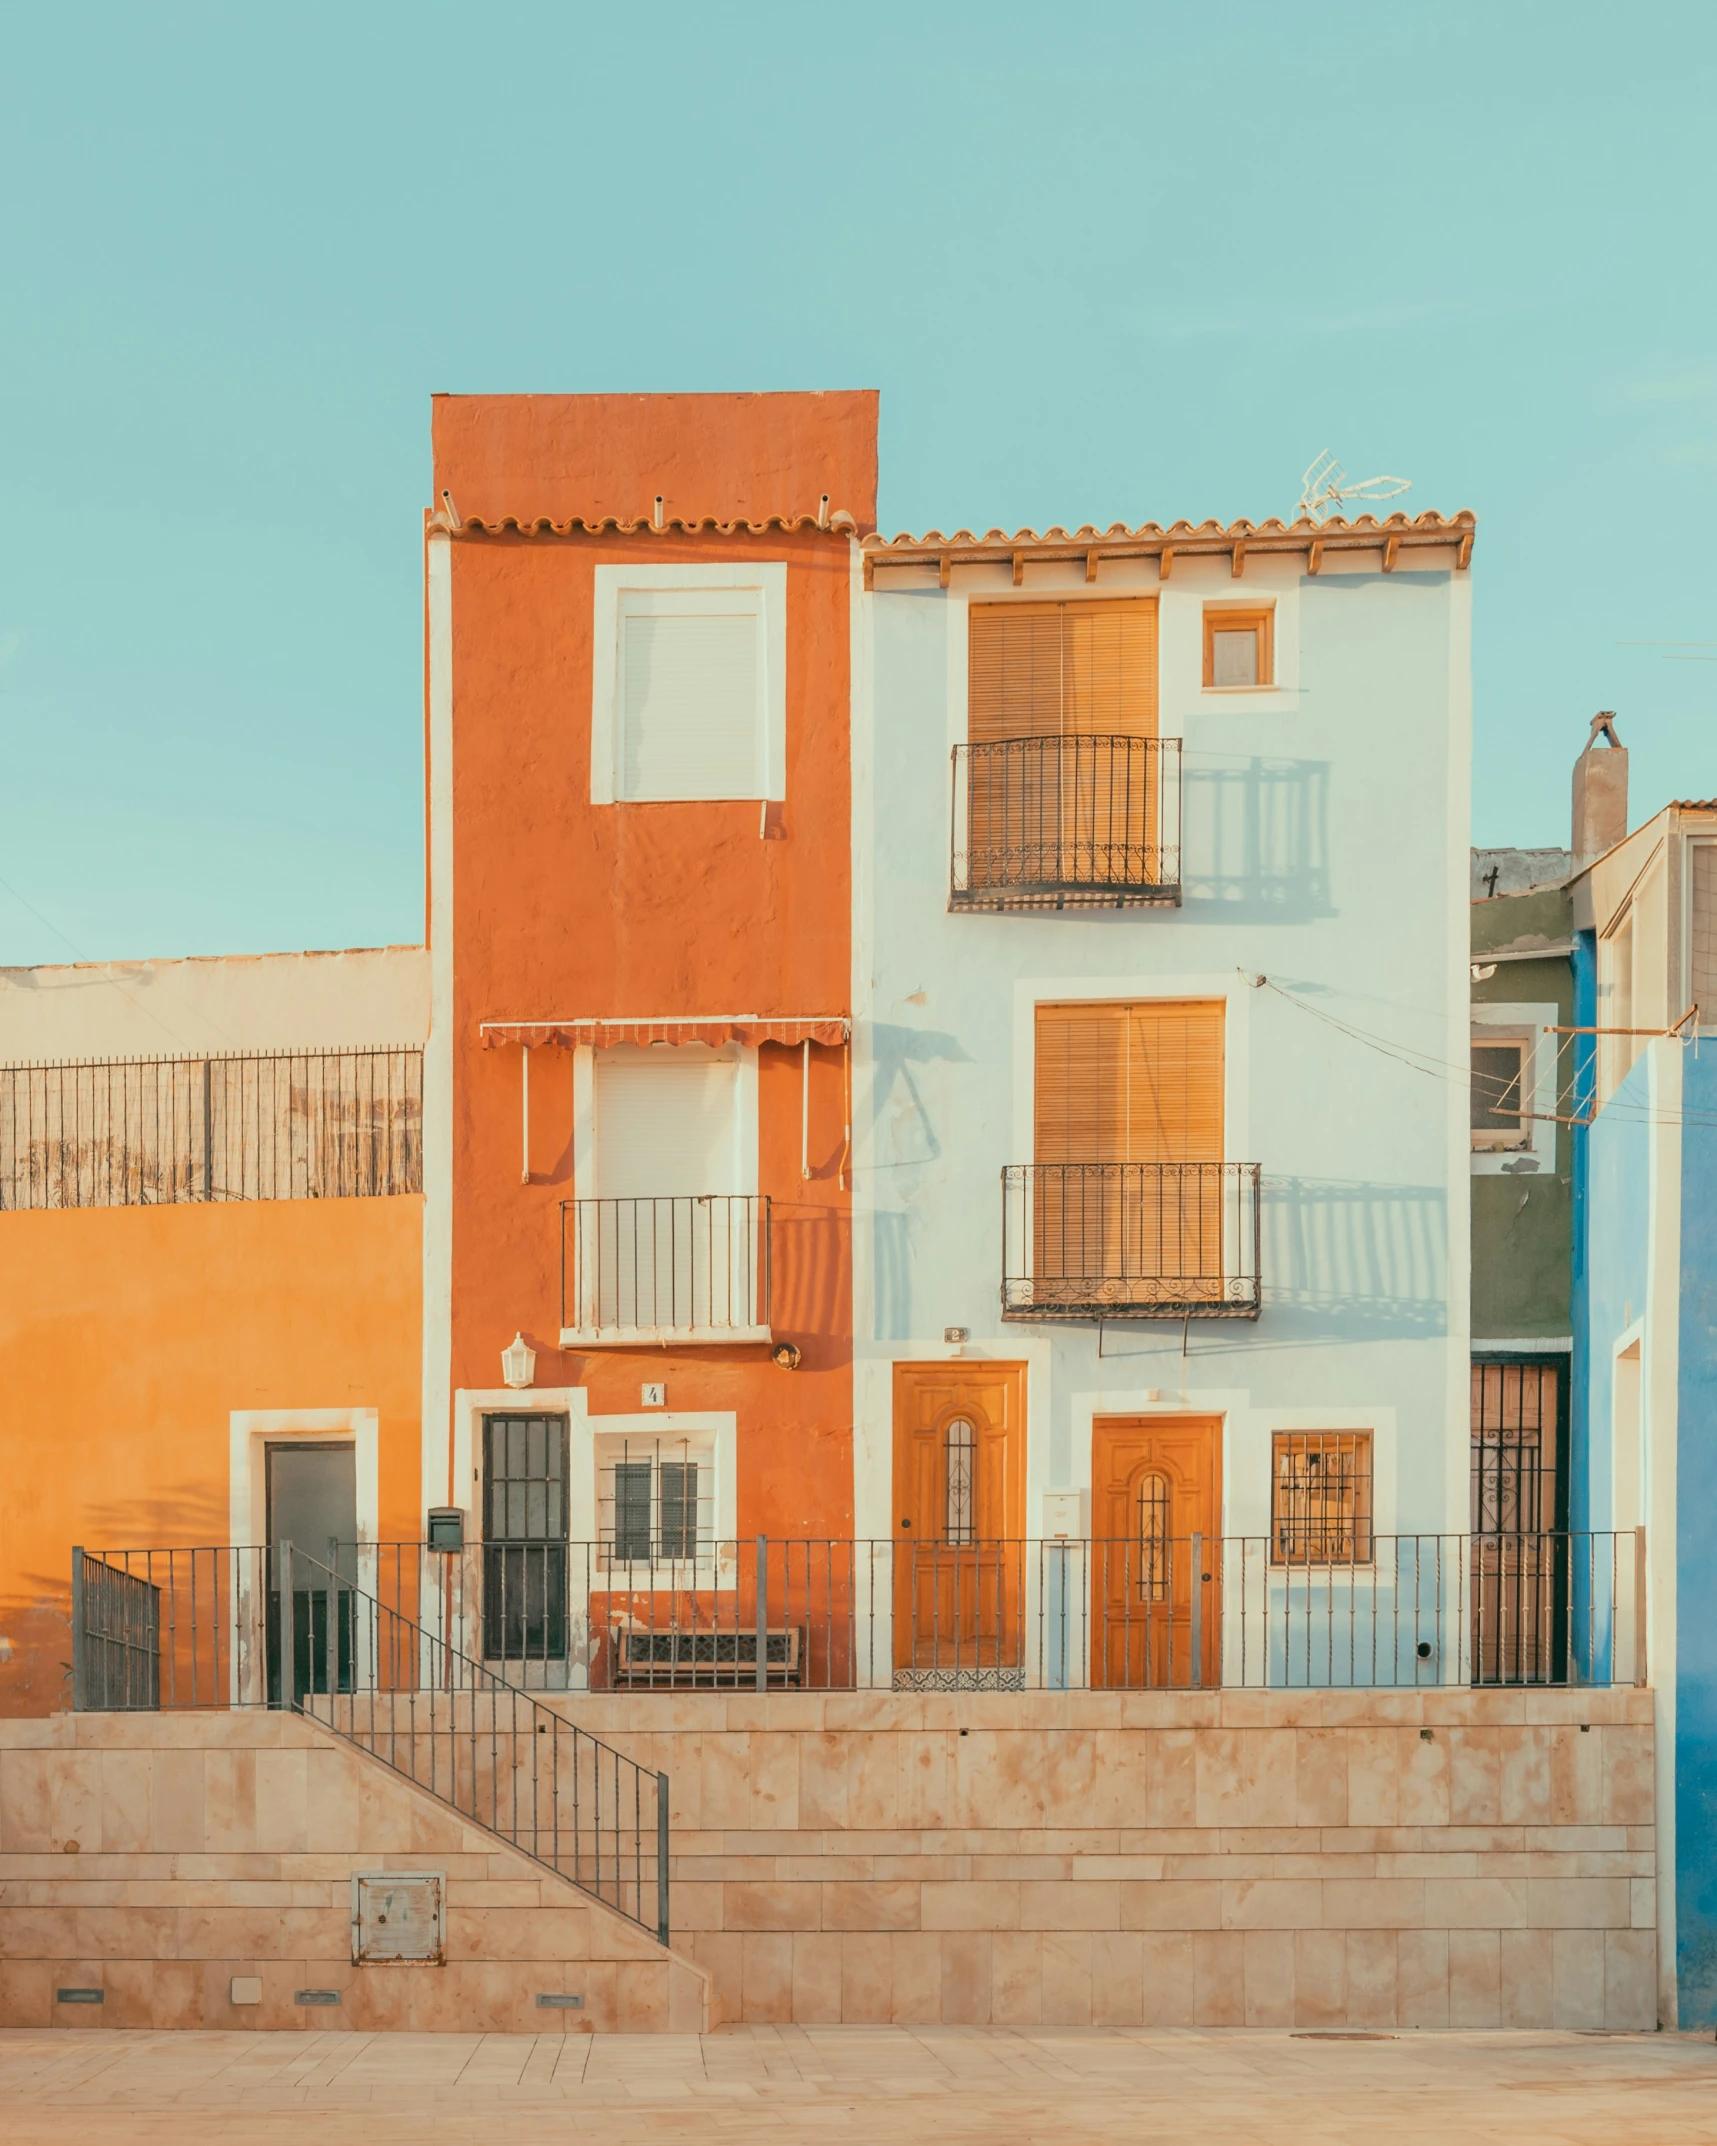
[0,2024,1713,2143]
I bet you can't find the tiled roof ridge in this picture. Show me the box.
[428,506,865,539]
[863,508,1475,550]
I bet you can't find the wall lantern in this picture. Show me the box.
[771,1342,801,1370]
[501,1332,536,1389]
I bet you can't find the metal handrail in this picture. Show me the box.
[71,1541,670,1944]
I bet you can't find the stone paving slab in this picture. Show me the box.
[0,2023,1713,2143]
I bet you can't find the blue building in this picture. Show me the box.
[1569,725,1717,2027]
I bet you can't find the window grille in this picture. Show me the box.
[1136,1470,1171,1600]
[598,1438,715,1569]
[1271,1431,1373,1565]
[481,1413,569,1662]
[1471,1362,1560,1535]
[943,1418,976,1545]
[1470,1359,1568,1685]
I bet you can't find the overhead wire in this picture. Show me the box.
[1246,971,1717,1136]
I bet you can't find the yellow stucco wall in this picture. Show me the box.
[0,1197,422,1714]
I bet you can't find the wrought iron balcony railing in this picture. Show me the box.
[950,735,1181,910]
[73,1531,1646,1701]
[1002,1161,1261,1319]
[559,1193,771,1345]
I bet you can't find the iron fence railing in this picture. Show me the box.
[1,1049,422,1209]
[559,1194,770,1341]
[951,735,1181,910]
[71,1543,668,1942]
[1002,1161,1261,1319]
[96,1530,1644,1695]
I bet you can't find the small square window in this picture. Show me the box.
[1271,1432,1373,1565]
[1472,1038,1528,1149]
[599,1437,715,1568]
[1202,605,1274,691]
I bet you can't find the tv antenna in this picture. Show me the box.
[1297,451,1411,524]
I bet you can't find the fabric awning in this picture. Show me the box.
[479,1015,849,1050]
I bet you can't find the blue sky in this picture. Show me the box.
[2,2,1714,963]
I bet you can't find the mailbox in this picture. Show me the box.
[426,1507,465,1553]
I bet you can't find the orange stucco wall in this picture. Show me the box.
[0,1198,423,1715]
[439,394,861,1537]
[432,390,878,529]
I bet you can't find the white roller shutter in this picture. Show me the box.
[595,1051,741,1198]
[619,608,762,800]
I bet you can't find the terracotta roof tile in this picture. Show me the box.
[430,504,859,539]
[861,507,1473,555]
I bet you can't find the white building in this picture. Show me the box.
[852,512,1474,1684]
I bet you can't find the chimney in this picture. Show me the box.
[1572,712,1627,868]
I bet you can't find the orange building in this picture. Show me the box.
[0,947,429,1712]
[0,394,877,1709]
[422,392,873,1679]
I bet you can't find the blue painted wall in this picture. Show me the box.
[1570,930,1597,1532]
[1676,1052,1717,2021]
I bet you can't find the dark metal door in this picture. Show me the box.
[1471,1359,1570,1685]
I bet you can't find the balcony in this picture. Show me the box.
[559,1193,771,1346]
[950,735,1181,911]
[1001,1161,1261,1320]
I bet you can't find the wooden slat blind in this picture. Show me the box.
[1034,1001,1224,1162]
[969,599,1158,743]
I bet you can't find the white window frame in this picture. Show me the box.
[590,562,787,805]
[593,1421,732,1585]
[1470,1002,1557,1174]
[564,1043,767,1346]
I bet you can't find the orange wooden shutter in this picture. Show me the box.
[1062,600,1158,739]
[1034,1003,1127,1161]
[969,604,1064,743]
[970,600,1158,743]
[1035,1001,1223,1162]
[1125,1002,1223,1161]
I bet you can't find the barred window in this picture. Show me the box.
[481,1412,569,1663]
[944,1418,976,1545]
[1271,1432,1373,1565]
[598,1438,715,1568]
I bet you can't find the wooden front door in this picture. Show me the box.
[1091,1415,1221,1688]
[893,1363,1027,1680]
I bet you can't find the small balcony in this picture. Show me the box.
[559,1194,771,1346]
[950,735,1181,911]
[1001,1162,1261,1320]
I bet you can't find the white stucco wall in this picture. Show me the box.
[0,944,430,1062]
[853,547,1472,1545]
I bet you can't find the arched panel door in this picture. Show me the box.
[892,1364,1027,1683]
[1091,1415,1221,1688]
